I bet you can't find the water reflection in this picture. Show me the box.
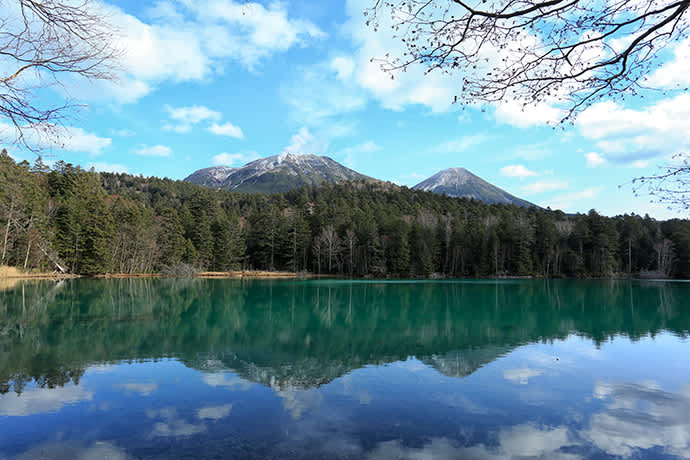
[0,279,688,459]
[584,382,690,458]
[1,278,687,394]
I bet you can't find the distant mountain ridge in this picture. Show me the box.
[185,153,372,194]
[413,167,536,208]
[186,156,534,207]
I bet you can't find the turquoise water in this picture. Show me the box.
[0,279,689,459]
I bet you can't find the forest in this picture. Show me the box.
[1,149,689,278]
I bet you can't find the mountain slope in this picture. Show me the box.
[184,166,236,189]
[413,168,536,208]
[186,153,373,193]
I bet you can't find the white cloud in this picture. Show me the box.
[87,162,130,174]
[503,367,544,385]
[576,94,690,164]
[342,0,458,113]
[208,122,244,138]
[338,141,380,167]
[548,187,605,212]
[135,145,172,157]
[54,127,112,155]
[212,151,259,165]
[71,1,324,104]
[436,134,488,153]
[583,382,690,459]
[197,403,233,420]
[365,425,580,460]
[202,372,254,390]
[331,56,356,80]
[521,180,570,195]
[281,61,367,126]
[494,100,563,128]
[163,105,222,133]
[0,123,111,155]
[283,126,328,155]
[647,37,690,89]
[585,152,606,167]
[15,442,133,460]
[324,0,562,125]
[276,386,323,420]
[147,407,206,437]
[118,383,159,396]
[0,385,92,416]
[501,164,539,179]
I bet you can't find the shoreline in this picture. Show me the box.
[0,266,677,282]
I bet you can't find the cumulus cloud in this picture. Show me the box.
[163,105,221,133]
[0,123,111,155]
[584,152,606,168]
[208,122,244,138]
[646,37,690,89]
[501,164,539,179]
[281,61,367,127]
[71,1,324,103]
[135,145,172,157]
[147,407,206,437]
[15,441,133,460]
[282,126,328,155]
[276,386,323,420]
[331,56,356,80]
[118,383,159,396]
[337,140,380,167]
[365,425,580,460]
[503,368,544,385]
[548,187,604,212]
[285,0,558,127]
[583,382,690,459]
[202,372,254,390]
[0,385,92,416]
[212,151,260,166]
[576,94,690,165]
[197,403,233,420]
[494,100,564,128]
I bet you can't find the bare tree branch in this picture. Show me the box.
[0,0,120,151]
[366,0,690,122]
[631,153,690,212]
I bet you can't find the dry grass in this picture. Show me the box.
[0,265,76,280]
[0,266,22,278]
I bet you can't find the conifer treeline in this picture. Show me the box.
[1,150,689,277]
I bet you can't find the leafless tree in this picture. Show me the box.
[1,0,119,149]
[654,238,675,275]
[367,0,690,121]
[632,153,690,211]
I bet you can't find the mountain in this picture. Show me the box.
[185,153,372,193]
[413,168,536,208]
[184,166,236,189]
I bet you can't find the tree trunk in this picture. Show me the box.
[2,200,14,262]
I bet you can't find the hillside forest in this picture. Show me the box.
[1,150,689,278]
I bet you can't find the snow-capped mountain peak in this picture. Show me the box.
[413,168,536,208]
[185,153,373,193]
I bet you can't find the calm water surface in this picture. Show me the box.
[0,279,689,459]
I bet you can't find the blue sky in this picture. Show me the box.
[4,0,690,219]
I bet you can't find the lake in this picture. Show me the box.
[0,278,689,459]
